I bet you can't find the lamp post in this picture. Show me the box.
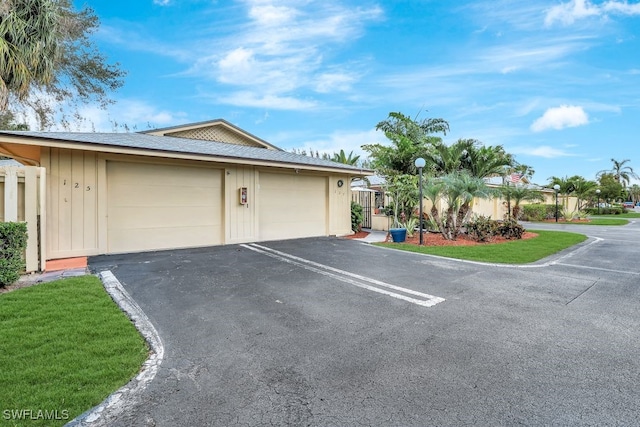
[554,184,560,222]
[596,189,601,215]
[415,157,426,245]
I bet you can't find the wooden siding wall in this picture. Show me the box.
[42,148,99,259]
[0,166,46,272]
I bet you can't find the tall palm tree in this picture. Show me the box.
[597,158,638,188]
[1,0,59,109]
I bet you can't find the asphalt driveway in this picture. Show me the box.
[89,222,640,426]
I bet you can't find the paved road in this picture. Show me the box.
[89,221,640,426]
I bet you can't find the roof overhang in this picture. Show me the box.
[0,134,373,176]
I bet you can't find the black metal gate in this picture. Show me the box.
[358,191,372,229]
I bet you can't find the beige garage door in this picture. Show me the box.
[259,172,327,241]
[107,161,223,253]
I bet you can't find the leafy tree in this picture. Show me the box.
[598,173,624,202]
[1,0,125,128]
[0,111,27,130]
[386,174,419,228]
[597,158,638,188]
[332,149,360,166]
[629,184,640,205]
[363,111,449,176]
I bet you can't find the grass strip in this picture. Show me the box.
[374,230,587,264]
[576,218,628,225]
[0,276,148,427]
[592,212,640,219]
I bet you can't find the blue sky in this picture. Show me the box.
[70,0,640,185]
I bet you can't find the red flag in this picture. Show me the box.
[510,173,522,183]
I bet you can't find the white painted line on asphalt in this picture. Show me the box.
[553,263,640,275]
[241,244,445,308]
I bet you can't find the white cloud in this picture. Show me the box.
[545,0,640,26]
[511,145,575,158]
[530,105,589,132]
[293,129,384,159]
[153,0,171,5]
[218,92,318,110]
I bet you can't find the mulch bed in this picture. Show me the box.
[344,231,370,239]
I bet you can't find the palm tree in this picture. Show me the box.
[570,176,598,210]
[462,142,514,179]
[331,149,360,166]
[425,139,513,179]
[597,158,639,188]
[0,0,59,109]
[501,185,544,219]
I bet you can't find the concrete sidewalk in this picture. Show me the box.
[352,229,388,243]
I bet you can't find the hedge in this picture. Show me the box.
[0,222,28,287]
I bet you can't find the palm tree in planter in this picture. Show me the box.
[424,172,495,240]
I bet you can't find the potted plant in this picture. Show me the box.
[386,174,419,243]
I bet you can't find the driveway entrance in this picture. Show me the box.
[89,225,640,426]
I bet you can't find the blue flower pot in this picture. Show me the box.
[389,228,407,243]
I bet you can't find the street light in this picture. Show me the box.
[554,184,560,222]
[596,189,601,215]
[415,157,426,245]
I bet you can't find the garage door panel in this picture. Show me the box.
[109,185,219,207]
[107,161,222,253]
[108,227,217,253]
[259,173,326,241]
[109,206,221,229]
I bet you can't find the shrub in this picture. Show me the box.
[401,217,419,237]
[521,204,547,221]
[498,218,525,240]
[350,201,364,232]
[466,215,499,242]
[0,222,28,287]
[584,207,625,215]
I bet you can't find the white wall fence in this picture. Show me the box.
[0,166,46,272]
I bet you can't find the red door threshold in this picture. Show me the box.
[46,257,88,272]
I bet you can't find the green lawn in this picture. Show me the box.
[0,276,148,426]
[576,218,628,225]
[592,212,640,219]
[375,230,587,264]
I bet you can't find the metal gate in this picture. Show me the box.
[358,190,372,229]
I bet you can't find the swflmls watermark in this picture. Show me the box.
[2,409,70,421]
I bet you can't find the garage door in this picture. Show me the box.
[107,161,222,253]
[259,172,326,241]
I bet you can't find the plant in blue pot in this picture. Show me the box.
[386,174,420,243]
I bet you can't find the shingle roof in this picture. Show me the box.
[0,131,371,174]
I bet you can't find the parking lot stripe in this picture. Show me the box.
[241,243,445,308]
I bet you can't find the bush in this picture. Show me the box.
[521,204,547,221]
[498,218,525,240]
[351,201,364,232]
[583,207,625,215]
[521,204,560,221]
[0,222,28,287]
[466,215,499,242]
